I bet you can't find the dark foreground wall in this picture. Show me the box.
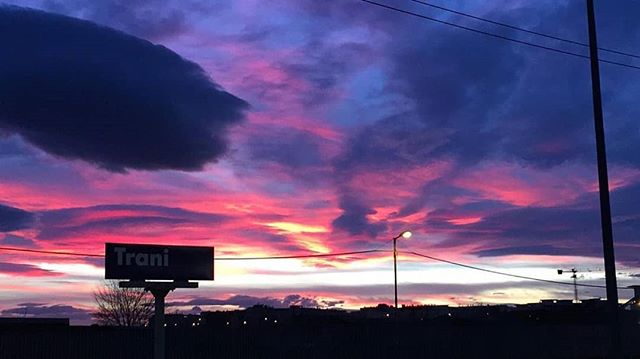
[1,322,639,359]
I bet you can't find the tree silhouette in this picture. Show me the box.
[93,281,153,326]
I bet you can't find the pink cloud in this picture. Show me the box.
[453,162,594,207]
[0,262,61,277]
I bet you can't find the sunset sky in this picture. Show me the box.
[1,0,640,324]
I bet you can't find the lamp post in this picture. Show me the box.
[393,230,412,309]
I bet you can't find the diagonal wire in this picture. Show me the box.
[409,0,640,60]
[360,0,640,71]
[0,246,104,258]
[403,250,631,290]
[0,245,387,261]
[0,245,633,291]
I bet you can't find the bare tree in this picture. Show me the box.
[93,280,153,326]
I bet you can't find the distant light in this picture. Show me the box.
[192,323,195,327]
[447,313,452,317]
[274,320,278,323]
[226,322,230,325]
[164,324,167,327]
[385,313,390,317]
[243,320,247,325]
[401,231,412,239]
[174,324,177,326]
[264,317,268,321]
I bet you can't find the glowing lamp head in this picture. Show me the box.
[401,231,412,239]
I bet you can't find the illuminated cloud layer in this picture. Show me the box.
[1,1,640,323]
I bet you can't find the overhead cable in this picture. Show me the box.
[360,0,640,71]
[403,250,631,290]
[409,0,640,60]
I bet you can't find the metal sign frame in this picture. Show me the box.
[105,242,214,359]
[105,243,214,280]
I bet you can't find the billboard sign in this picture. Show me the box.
[105,243,214,280]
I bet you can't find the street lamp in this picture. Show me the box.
[393,230,412,309]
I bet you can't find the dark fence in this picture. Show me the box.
[1,322,639,358]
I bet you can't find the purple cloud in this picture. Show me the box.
[0,204,34,232]
[1,234,37,248]
[36,204,229,240]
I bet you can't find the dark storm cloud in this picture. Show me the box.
[0,204,34,232]
[331,194,386,238]
[0,6,247,172]
[36,204,229,240]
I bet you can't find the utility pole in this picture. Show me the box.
[585,1,621,357]
[391,230,412,310]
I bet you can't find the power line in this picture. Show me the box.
[409,0,640,60]
[359,0,640,71]
[0,245,385,261]
[0,245,632,291]
[403,250,631,290]
[360,0,587,59]
[0,246,104,258]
